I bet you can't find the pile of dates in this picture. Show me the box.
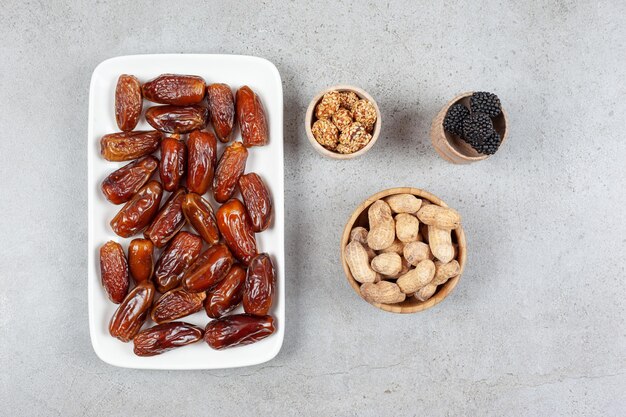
[99,74,276,357]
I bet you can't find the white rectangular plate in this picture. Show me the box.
[88,54,284,369]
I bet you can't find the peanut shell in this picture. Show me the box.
[428,226,455,263]
[370,252,402,276]
[385,194,422,213]
[360,281,406,304]
[396,259,435,294]
[395,213,420,243]
[417,205,461,230]
[344,241,378,283]
[432,260,461,285]
[380,239,404,255]
[415,284,437,302]
[403,241,433,266]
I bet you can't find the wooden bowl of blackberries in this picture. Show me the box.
[430,91,508,164]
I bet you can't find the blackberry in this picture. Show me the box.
[472,130,501,155]
[470,92,501,117]
[443,103,470,136]
[462,112,494,146]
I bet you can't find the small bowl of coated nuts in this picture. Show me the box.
[340,187,467,314]
[305,85,381,159]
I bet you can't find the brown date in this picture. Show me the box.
[110,181,163,238]
[243,253,275,316]
[109,281,155,342]
[144,188,186,248]
[159,137,187,192]
[142,74,206,106]
[186,130,217,194]
[99,241,129,304]
[128,238,154,283]
[101,156,158,204]
[145,105,207,134]
[151,287,206,324]
[182,193,220,245]
[238,173,272,232]
[183,244,234,293]
[115,74,142,131]
[133,322,204,357]
[236,85,268,147]
[216,198,258,265]
[204,314,275,350]
[100,131,161,162]
[154,231,202,292]
[213,141,248,203]
[204,265,246,318]
[206,83,235,143]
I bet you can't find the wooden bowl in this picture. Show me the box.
[305,85,381,160]
[340,187,467,314]
[430,92,508,164]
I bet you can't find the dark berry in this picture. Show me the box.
[472,130,501,155]
[462,112,494,146]
[443,103,470,136]
[470,92,501,117]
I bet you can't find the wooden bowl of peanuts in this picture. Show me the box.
[305,85,381,159]
[340,187,467,313]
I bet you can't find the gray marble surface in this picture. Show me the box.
[1,1,625,416]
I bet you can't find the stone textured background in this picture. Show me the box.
[1,1,624,416]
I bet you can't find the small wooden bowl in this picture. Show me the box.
[305,85,381,160]
[340,187,467,314]
[430,92,508,164]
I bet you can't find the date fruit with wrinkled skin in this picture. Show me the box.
[151,287,206,324]
[182,193,220,245]
[101,156,158,204]
[144,188,186,248]
[204,265,246,318]
[213,141,248,203]
[217,198,257,265]
[145,105,208,134]
[134,322,204,356]
[109,281,155,342]
[100,131,161,162]
[206,83,235,142]
[204,314,275,350]
[159,137,187,192]
[183,244,234,293]
[238,173,272,232]
[142,74,206,106]
[110,181,163,238]
[128,238,154,283]
[154,231,202,293]
[243,253,275,316]
[99,241,129,304]
[236,86,268,147]
[186,130,217,194]
[115,74,142,131]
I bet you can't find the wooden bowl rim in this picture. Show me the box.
[430,91,509,162]
[305,85,381,160]
[340,187,467,314]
